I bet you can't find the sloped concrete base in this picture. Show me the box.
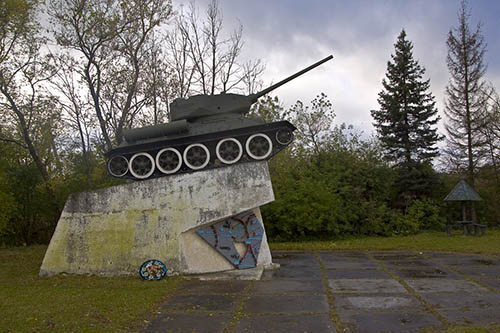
[40,161,275,277]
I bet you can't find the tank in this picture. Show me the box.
[106,55,333,180]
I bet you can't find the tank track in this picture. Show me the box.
[106,121,296,181]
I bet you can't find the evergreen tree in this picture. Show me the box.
[371,29,441,202]
[444,0,488,186]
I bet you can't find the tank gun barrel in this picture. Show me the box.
[250,55,333,102]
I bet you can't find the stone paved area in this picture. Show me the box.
[145,251,500,332]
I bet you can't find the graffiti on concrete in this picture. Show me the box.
[196,211,263,269]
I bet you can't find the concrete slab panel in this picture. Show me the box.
[339,310,442,332]
[159,294,239,312]
[235,313,336,332]
[272,251,316,259]
[274,257,320,269]
[325,268,391,279]
[318,251,370,259]
[391,267,461,279]
[328,279,407,294]
[481,279,500,290]
[383,260,434,268]
[439,307,500,325]
[320,261,379,269]
[252,280,324,294]
[419,292,500,310]
[40,161,275,277]
[372,252,421,261]
[145,312,232,333]
[245,295,329,313]
[261,267,322,281]
[425,252,500,266]
[405,279,489,293]
[453,266,500,279]
[175,280,251,295]
[335,295,421,310]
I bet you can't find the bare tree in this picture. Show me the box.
[49,54,95,173]
[0,0,59,185]
[169,0,263,97]
[49,0,174,148]
[286,93,335,156]
[444,0,489,186]
[479,85,500,185]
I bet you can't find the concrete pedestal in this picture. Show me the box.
[40,161,275,277]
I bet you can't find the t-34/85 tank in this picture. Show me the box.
[106,55,333,180]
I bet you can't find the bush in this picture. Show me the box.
[407,198,446,231]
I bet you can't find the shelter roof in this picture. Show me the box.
[444,179,482,201]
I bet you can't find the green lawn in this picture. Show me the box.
[2,230,500,332]
[0,245,182,332]
[270,230,500,254]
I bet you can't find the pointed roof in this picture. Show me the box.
[444,179,482,201]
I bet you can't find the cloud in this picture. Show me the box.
[175,0,500,135]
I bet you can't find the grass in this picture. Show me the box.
[2,230,500,332]
[269,230,500,254]
[0,245,182,332]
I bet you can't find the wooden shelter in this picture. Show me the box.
[444,180,485,236]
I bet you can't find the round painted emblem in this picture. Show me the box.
[139,259,166,281]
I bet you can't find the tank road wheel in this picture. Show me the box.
[183,143,210,170]
[129,152,155,179]
[156,148,182,174]
[246,133,273,160]
[276,128,294,145]
[108,156,129,177]
[216,138,243,164]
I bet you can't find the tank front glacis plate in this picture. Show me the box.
[106,121,296,181]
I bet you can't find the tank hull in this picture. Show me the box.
[106,121,295,181]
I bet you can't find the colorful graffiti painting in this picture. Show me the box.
[196,211,264,269]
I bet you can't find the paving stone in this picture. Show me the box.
[439,307,500,325]
[146,251,500,332]
[235,313,336,332]
[318,251,370,259]
[339,310,442,332]
[325,268,391,279]
[481,279,500,290]
[244,294,329,313]
[252,279,324,294]
[419,292,500,309]
[276,259,320,269]
[319,254,378,269]
[321,261,379,269]
[383,260,434,267]
[453,265,500,279]
[159,294,239,312]
[405,279,489,293]
[390,267,461,279]
[272,251,316,261]
[176,280,251,295]
[335,295,421,310]
[328,279,407,293]
[425,253,500,266]
[145,312,232,333]
[261,267,322,280]
[371,252,421,261]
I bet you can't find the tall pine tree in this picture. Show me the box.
[371,29,441,202]
[444,0,488,186]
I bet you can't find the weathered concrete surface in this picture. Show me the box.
[40,161,274,277]
[145,251,500,332]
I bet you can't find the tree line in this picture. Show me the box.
[1,0,499,245]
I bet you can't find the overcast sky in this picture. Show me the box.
[177,0,500,137]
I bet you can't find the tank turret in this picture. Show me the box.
[106,55,333,180]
